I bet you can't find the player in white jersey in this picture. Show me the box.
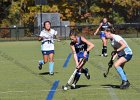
[104,28,133,89]
[38,21,59,75]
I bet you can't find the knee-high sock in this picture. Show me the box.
[39,60,44,65]
[116,66,127,81]
[81,68,86,73]
[49,62,54,73]
[102,46,107,54]
[73,72,81,85]
[81,68,87,74]
[104,46,107,54]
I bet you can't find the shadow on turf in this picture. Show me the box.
[94,54,109,57]
[39,72,58,75]
[94,54,102,56]
[72,85,91,90]
[101,84,120,89]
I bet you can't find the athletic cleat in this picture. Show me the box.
[101,54,108,57]
[101,54,104,57]
[38,64,42,70]
[85,68,90,80]
[103,53,108,57]
[49,72,54,75]
[120,80,130,89]
[71,83,76,89]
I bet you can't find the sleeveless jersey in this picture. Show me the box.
[39,29,57,51]
[101,22,110,31]
[70,37,88,53]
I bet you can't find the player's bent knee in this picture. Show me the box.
[114,62,119,68]
[49,59,54,62]
[44,60,48,64]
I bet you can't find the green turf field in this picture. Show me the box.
[0,38,140,100]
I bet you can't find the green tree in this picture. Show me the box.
[114,0,140,23]
[90,0,140,24]
[0,0,140,27]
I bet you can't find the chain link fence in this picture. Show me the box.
[0,23,140,41]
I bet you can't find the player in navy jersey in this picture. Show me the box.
[94,18,112,57]
[104,28,133,89]
[69,30,94,88]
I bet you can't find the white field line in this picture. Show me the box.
[0,88,106,94]
[107,88,119,100]
[93,47,119,100]
[1,87,140,94]
[0,57,96,63]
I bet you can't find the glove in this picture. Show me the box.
[108,60,113,68]
[111,51,118,56]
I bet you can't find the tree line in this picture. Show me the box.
[0,0,140,28]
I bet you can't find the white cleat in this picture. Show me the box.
[104,53,108,57]
[101,54,108,57]
[71,83,76,89]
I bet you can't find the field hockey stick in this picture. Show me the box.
[34,33,66,44]
[103,54,114,78]
[62,58,85,90]
[67,58,85,85]
[34,34,56,40]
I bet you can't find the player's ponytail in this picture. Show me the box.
[69,29,77,37]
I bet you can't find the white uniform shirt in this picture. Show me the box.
[110,34,132,56]
[39,29,57,51]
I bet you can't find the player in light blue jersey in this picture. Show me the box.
[104,28,133,89]
[38,21,59,75]
[94,18,112,57]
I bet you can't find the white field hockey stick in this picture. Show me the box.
[67,69,78,85]
[67,58,85,85]
[63,58,85,90]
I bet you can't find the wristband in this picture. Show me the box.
[73,51,76,54]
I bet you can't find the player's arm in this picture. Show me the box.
[112,52,118,60]
[81,36,94,57]
[108,22,112,26]
[55,34,61,42]
[108,22,115,32]
[54,30,61,41]
[117,40,127,52]
[111,40,126,60]
[70,45,79,67]
[108,48,118,67]
[38,32,44,41]
[81,36,94,52]
[94,23,102,35]
[38,36,43,41]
